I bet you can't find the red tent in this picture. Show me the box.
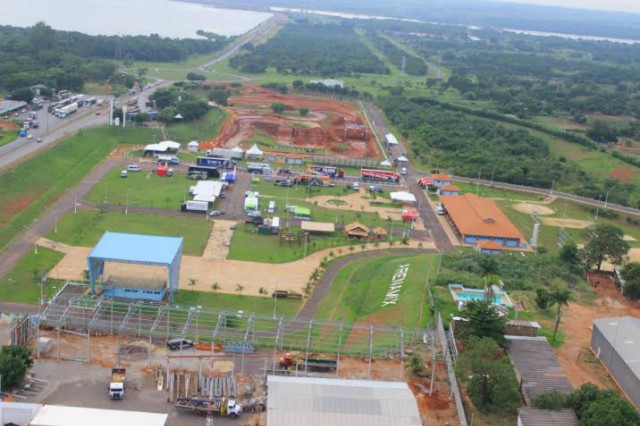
[157,164,168,176]
[419,177,433,187]
[402,210,419,222]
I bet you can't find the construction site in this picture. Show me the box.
[201,85,382,160]
[10,282,457,425]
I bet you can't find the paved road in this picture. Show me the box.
[454,175,640,217]
[364,103,454,252]
[0,106,108,171]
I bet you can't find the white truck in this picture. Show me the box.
[56,102,78,118]
[181,200,209,213]
[109,368,126,400]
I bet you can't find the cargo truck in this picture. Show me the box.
[109,368,126,400]
[361,168,401,183]
[181,200,209,213]
[197,157,235,169]
[175,396,242,418]
[56,102,78,118]
[308,165,344,178]
[246,163,271,174]
[279,352,337,373]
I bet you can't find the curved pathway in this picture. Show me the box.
[294,248,434,320]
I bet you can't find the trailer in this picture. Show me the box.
[294,175,329,186]
[279,352,337,373]
[109,368,126,400]
[188,165,221,179]
[181,200,209,213]
[361,168,401,183]
[308,165,344,178]
[175,396,243,418]
[246,163,271,174]
[197,156,235,169]
[56,102,78,118]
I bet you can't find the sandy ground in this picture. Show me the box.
[512,202,555,215]
[202,219,234,259]
[542,217,592,229]
[41,238,436,296]
[309,190,427,231]
[554,273,640,391]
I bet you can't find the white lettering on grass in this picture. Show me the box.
[382,264,410,307]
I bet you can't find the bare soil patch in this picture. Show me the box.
[542,217,591,229]
[607,167,636,184]
[511,202,555,215]
[0,120,17,131]
[0,194,40,225]
[201,84,381,159]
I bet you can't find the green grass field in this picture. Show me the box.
[165,108,228,144]
[0,131,16,148]
[174,290,302,317]
[0,247,65,304]
[0,126,161,254]
[314,254,433,328]
[85,169,190,210]
[47,210,211,256]
[454,182,542,202]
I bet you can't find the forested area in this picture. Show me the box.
[229,22,388,76]
[0,22,228,93]
[401,29,640,120]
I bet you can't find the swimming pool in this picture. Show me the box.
[449,284,514,308]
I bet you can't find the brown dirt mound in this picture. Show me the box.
[200,84,380,159]
[608,167,636,184]
[0,120,17,131]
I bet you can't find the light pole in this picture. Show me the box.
[125,188,130,215]
[604,184,617,208]
[303,232,309,258]
[595,195,602,221]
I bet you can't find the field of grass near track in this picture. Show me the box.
[0,247,65,304]
[314,254,432,328]
[0,126,162,255]
[47,210,211,256]
[85,169,190,210]
[0,131,15,148]
[454,182,542,202]
[165,108,228,144]
[174,290,302,317]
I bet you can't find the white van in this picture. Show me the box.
[268,200,276,214]
[436,204,445,215]
[127,164,141,172]
[353,182,360,191]
[401,167,408,175]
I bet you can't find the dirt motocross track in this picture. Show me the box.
[201,85,381,160]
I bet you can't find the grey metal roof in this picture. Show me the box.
[518,408,578,426]
[267,376,422,426]
[506,336,574,404]
[593,317,640,379]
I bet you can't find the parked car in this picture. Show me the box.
[167,338,194,351]
[127,164,141,172]
[353,182,360,191]
[209,210,223,217]
[247,210,262,217]
[120,170,128,178]
[36,137,42,143]
[220,192,227,198]
[230,223,237,230]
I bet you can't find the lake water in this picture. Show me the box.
[0,0,272,38]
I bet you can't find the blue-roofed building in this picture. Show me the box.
[87,232,183,302]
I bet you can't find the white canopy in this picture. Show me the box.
[390,192,417,203]
[174,113,183,119]
[193,194,216,203]
[192,181,223,198]
[232,146,244,153]
[380,160,392,167]
[246,144,264,156]
[396,155,409,162]
[144,140,181,152]
[188,141,199,147]
[385,133,399,145]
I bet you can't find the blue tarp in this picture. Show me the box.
[87,232,183,302]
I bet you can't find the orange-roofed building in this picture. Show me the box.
[439,184,461,196]
[476,240,506,255]
[440,194,527,249]
[430,174,453,187]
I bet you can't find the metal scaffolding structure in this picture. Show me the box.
[38,283,435,364]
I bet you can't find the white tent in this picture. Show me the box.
[145,140,181,153]
[396,155,409,163]
[192,181,223,199]
[385,133,399,145]
[174,113,183,120]
[380,160,392,167]
[188,141,199,152]
[246,144,264,158]
[232,146,244,153]
[390,192,417,203]
[160,140,181,150]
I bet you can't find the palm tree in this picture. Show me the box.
[235,283,245,296]
[210,282,220,294]
[406,353,425,375]
[187,278,197,292]
[549,286,571,343]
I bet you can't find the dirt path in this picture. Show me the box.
[202,220,234,260]
[43,238,436,297]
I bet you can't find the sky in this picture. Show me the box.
[500,0,640,13]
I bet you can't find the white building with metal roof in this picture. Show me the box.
[267,376,421,426]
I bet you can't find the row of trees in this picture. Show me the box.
[151,85,210,123]
[229,22,389,76]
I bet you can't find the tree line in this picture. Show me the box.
[229,21,389,76]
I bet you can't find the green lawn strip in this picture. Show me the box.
[0,247,65,304]
[47,210,211,256]
[454,182,542,202]
[165,108,228,144]
[173,290,302,317]
[431,286,459,327]
[313,254,432,328]
[0,132,16,148]
[0,126,161,253]
[85,169,190,210]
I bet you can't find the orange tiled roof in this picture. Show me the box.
[431,174,453,181]
[440,194,525,242]
[477,240,505,250]
[440,184,460,192]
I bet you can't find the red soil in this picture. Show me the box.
[608,167,636,184]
